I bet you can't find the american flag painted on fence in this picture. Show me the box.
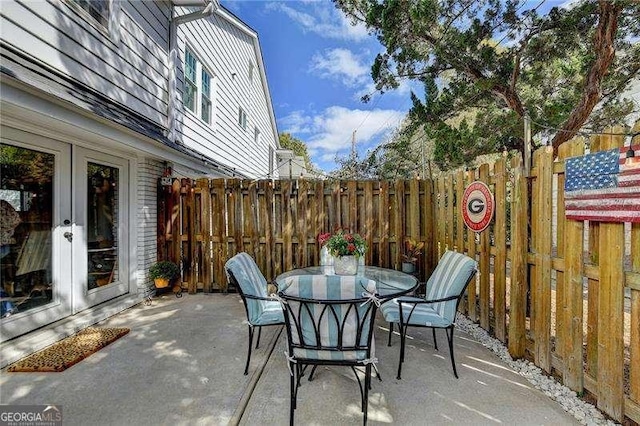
[564,144,640,223]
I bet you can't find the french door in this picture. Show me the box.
[1,129,130,340]
[72,147,129,312]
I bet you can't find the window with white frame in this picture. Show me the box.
[183,48,214,125]
[254,126,261,145]
[238,107,247,130]
[184,50,197,113]
[201,69,212,124]
[71,0,110,28]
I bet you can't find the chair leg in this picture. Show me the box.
[397,323,407,380]
[255,326,262,349]
[446,327,458,379]
[308,365,318,381]
[387,322,393,346]
[351,366,365,411]
[244,325,254,375]
[289,361,296,426]
[432,328,438,351]
[363,364,371,425]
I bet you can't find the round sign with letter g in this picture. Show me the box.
[462,181,494,232]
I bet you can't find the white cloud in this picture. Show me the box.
[266,2,369,42]
[281,106,406,169]
[309,48,370,87]
[280,110,314,134]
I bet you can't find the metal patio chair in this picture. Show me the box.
[225,252,284,375]
[381,250,477,380]
[277,274,379,426]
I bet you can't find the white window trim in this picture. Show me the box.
[238,107,247,130]
[183,46,215,127]
[67,0,121,42]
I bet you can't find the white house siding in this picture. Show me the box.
[0,0,170,127]
[136,158,165,297]
[174,6,279,179]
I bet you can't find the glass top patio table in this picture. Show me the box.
[274,265,419,300]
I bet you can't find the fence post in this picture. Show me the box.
[586,134,602,379]
[508,156,527,358]
[466,168,478,322]
[533,146,553,372]
[596,127,625,421]
[478,164,491,331]
[629,121,640,411]
[558,139,585,393]
[199,178,212,292]
[494,157,507,342]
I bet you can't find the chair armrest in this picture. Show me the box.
[397,294,459,305]
[243,293,276,302]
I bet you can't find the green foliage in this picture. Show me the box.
[402,238,424,263]
[326,230,367,257]
[279,133,313,170]
[149,261,180,280]
[334,0,640,165]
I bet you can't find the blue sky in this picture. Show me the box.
[223,0,417,173]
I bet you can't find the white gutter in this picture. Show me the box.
[167,0,219,142]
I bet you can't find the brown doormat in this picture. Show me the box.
[7,327,130,372]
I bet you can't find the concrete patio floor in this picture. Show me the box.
[0,294,577,425]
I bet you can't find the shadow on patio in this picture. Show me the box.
[0,294,576,425]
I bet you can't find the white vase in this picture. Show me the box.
[320,246,333,266]
[333,255,358,275]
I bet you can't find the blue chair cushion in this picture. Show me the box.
[381,251,476,327]
[253,301,285,325]
[424,250,476,322]
[280,275,377,362]
[381,298,452,328]
[225,253,282,325]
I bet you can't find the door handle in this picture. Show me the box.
[64,232,73,242]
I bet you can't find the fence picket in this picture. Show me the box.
[508,156,527,357]
[558,139,585,392]
[476,164,490,330]
[596,129,625,421]
[494,158,507,342]
[533,147,553,372]
[466,169,478,321]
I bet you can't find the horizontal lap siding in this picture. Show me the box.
[137,158,165,294]
[175,9,277,179]
[0,0,169,127]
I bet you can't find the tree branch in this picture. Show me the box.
[550,0,622,154]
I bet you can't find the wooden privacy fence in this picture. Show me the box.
[434,127,639,423]
[158,178,436,292]
[158,128,638,423]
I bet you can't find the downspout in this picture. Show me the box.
[168,0,218,142]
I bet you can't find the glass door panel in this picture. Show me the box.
[87,162,119,290]
[1,131,72,341]
[1,144,54,316]
[73,147,128,312]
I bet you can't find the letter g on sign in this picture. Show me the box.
[462,182,494,232]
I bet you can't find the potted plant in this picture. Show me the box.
[402,238,424,273]
[149,260,180,289]
[325,229,367,275]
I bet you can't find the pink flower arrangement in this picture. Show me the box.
[322,229,367,258]
[317,232,331,246]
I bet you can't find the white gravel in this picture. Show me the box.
[455,314,618,425]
